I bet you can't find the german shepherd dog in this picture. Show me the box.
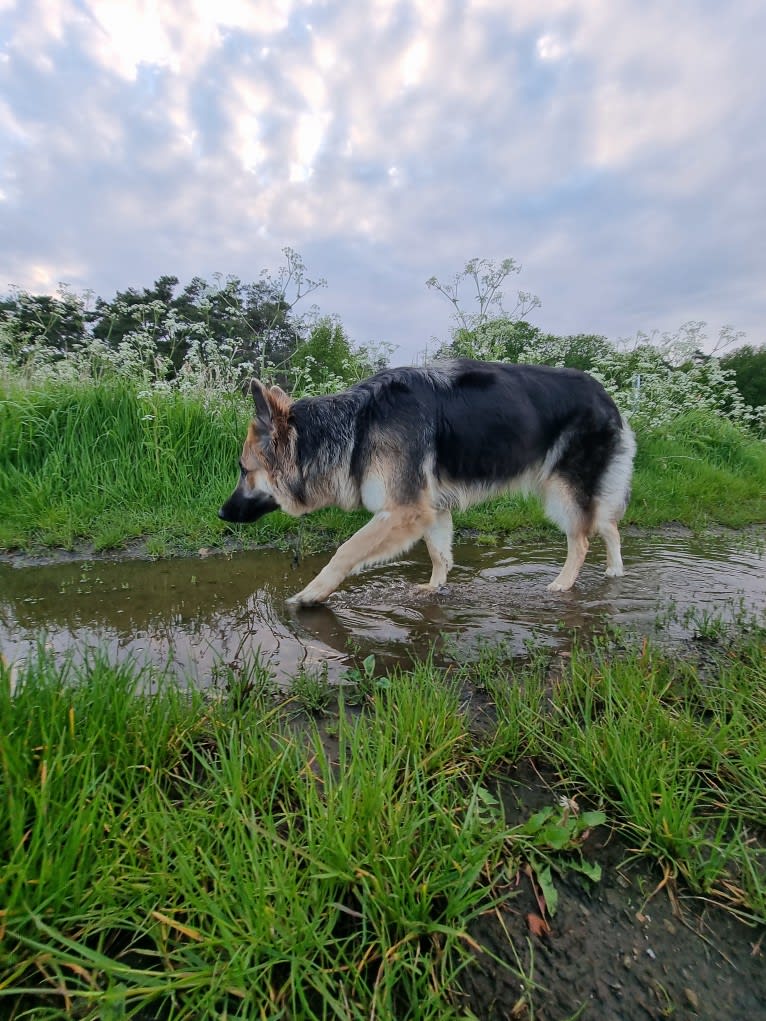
[219,359,636,607]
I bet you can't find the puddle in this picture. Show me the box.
[1,532,764,685]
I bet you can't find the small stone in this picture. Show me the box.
[646,947,656,960]
[684,988,700,1011]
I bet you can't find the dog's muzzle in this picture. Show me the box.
[218,491,279,524]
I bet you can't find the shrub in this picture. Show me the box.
[720,343,766,410]
[287,316,390,396]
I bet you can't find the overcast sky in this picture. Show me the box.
[1,0,764,361]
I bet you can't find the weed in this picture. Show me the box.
[341,653,388,703]
[482,621,766,919]
[288,662,334,714]
[212,651,276,709]
[1,628,764,1017]
[683,605,731,642]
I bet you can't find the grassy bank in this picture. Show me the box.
[2,379,766,555]
[1,619,764,1018]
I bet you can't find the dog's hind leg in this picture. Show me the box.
[593,423,634,578]
[287,506,431,606]
[547,531,589,592]
[542,476,590,592]
[421,510,454,589]
[598,518,624,577]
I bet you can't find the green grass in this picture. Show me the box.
[0,654,513,1019]
[1,621,765,1018]
[1,380,765,554]
[628,411,766,527]
[477,622,766,922]
[0,378,241,551]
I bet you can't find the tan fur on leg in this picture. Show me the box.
[288,506,432,606]
[547,533,589,592]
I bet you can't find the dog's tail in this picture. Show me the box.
[600,416,636,520]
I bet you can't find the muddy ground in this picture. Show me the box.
[460,764,765,1021]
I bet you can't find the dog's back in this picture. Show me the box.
[336,360,632,521]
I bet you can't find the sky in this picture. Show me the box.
[1,0,765,362]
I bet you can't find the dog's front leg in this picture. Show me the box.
[287,508,427,606]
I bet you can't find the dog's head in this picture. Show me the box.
[218,380,293,524]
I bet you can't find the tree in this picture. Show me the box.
[0,285,87,358]
[720,344,766,409]
[83,249,325,377]
[90,275,182,365]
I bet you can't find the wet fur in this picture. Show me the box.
[218,359,636,606]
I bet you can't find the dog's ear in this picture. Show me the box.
[247,379,274,435]
[245,379,292,460]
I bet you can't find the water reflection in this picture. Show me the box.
[1,532,764,685]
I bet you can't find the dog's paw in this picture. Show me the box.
[604,566,624,578]
[547,578,574,593]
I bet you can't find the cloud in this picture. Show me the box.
[0,0,764,356]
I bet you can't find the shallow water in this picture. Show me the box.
[1,531,764,685]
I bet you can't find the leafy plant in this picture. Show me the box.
[472,783,606,919]
[341,653,389,704]
[288,663,334,714]
[426,256,540,332]
[512,800,606,916]
[426,259,765,436]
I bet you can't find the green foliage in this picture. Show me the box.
[0,284,86,356]
[720,343,766,411]
[288,663,334,714]
[342,654,386,703]
[444,316,613,373]
[0,376,764,555]
[588,329,765,435]
[428,258,765,436]
[629,410,766,526]
[541,631,766,911]
[1,252,765,554]
[478,619,766,921]
[1,620,764,1017]
[91,271,303,376]
[0,377,247,551]
[288,315,386,395]
[440,317,766,437]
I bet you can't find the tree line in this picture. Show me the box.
[2,252,765,412]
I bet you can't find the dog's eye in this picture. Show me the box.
[239,462,248,476]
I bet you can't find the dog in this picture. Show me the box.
[219,359,636,606]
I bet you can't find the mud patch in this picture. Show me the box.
[461,765,765,1021]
